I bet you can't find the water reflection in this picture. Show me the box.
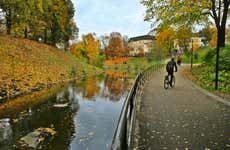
[0,74,132,150]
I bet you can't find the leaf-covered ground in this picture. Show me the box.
[0,35,102,101]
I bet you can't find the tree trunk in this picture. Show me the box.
[44,28,47,43]
[50,28,56,46]
[24,27,28,38]
[219,25,225,47]
[6,10,11,35]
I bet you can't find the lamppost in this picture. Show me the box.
[202,8,220,90]
[190,38,193,70]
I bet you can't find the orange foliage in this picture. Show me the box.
[104,57,129,65]
[210,28,217,48]
[105,37,129,58]
[105,70,128,78]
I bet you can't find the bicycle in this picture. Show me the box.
[164,74,175,89]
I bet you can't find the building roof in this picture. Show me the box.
[128,35,156,42]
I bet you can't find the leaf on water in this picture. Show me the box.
[88,132,95,136]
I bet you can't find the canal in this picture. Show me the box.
[0,74,133,150]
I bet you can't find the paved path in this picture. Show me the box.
[134,66,230,150]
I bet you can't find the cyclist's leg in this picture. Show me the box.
[169,72,173,86]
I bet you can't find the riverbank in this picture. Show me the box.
[0,35,102,101]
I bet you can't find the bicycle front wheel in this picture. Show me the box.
[164,77,169,89]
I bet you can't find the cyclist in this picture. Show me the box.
[166,58,177,86]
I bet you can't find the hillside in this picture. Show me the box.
[0,36,102,100]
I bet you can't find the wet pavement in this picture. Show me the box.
[134,66,230,150]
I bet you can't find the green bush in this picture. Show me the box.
[203,46,230,71]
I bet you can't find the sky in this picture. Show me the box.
[72,0,151,38]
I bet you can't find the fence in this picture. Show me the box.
[111,63,164,150]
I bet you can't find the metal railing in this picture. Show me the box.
[111,63,164,150]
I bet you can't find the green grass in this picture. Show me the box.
[192,65,230,93]
[185,45,230,94]
[104,57,161,78]
[181,47,210,64]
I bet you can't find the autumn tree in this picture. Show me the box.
[0,0,78,49]
[70,41,86,58]
[105,32,130,58]
[82,33,100,64]
[141,0,230,47]
[198,25,213,46]
[156,27,175,55]
[175,25,192,51]
[70,33,99,65]
[105,37,124,58]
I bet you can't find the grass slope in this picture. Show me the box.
[0,35,102,100]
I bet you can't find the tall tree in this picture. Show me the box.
[104,32,130,58]
[82,33,100,64]
[175,25,192,51]
[0,0,78,49]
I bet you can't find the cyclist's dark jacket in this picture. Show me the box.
[166,60,177,74]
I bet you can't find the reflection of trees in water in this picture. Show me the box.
[71,76,100,101]
[1,85,80,150]
[84,77,100,99]
[104,76,130,101]
[68,75,131,103]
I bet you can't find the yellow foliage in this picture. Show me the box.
[156,28,175,54]
[82,34,100,64]
[84,77,99,99]
[71,33,99,65]
[70,42,85,58]
[192,37,200,51]
[210,28,217,48]
[0,35,100,101]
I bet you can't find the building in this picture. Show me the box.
[128,35,156,56]
[173,37,206,53]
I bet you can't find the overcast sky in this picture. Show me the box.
[72,0,151,38]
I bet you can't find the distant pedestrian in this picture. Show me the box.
[177,56,182,66]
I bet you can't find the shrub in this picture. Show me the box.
[203,46,230,71]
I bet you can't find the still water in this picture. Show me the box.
[0,74,133,150]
